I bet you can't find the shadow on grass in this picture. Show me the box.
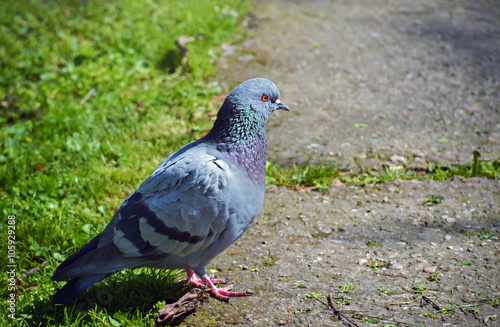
[158,49,184,74]
[26,269,200,326]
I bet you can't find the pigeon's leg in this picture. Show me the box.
[183,268,227,287]
[184,268,249,301]
[201,274,249,301]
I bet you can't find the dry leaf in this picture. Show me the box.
[154,288,208,326]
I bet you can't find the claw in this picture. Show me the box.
[206,275,229,285]
[202,275,249,301]
[180,269,250,301]
[181,269,228,287]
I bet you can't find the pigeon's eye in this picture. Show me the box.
[261,95,269,102]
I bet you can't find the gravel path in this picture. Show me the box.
[183,0,500,325]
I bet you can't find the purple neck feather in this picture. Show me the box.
[207,102,269,184]
[213,132,267,185]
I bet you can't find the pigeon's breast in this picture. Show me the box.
[139,148,265,270]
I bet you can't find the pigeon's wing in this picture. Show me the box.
[52,150,233,282]
[111,151,232,260]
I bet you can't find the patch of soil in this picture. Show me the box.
[186,179,499,326]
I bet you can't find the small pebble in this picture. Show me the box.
[416,232,430,240]
[319,226,332,234]
[238,54,254,61]
[409,262,423,269]
[391,263,404,270]
[424,266,437,273]
[346,163,358,170]
[390,154,407,164]
[358,259,368,265]
[445,234,452,241]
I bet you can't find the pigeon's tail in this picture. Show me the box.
[52,233,144,303]
[52,273,110,304]
[53,234,101,281]
[51,234,106,304]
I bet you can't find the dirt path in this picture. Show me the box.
[183,0,500,325]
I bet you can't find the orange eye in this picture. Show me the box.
[261,94,269,102]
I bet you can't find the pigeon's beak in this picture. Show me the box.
[275,99,290,111]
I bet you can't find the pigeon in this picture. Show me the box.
[52,78,289,304]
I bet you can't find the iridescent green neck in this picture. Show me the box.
[207,105,268,183]
[208,104,264,144]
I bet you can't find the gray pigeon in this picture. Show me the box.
[52,78,289,304]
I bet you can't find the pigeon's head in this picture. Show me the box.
[224,78,289,116]
[210,78,289,143]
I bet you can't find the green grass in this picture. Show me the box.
[427,273,439,282]
[264,152,500,191]
[427,151,500,181]
[422,195,443,207]
[0,0,249,325]
[377,288,394,295]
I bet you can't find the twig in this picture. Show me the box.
[373,272,407,278]
[96,316,106,325]
[80,88,96,105]
[326,295,414,327]
[400,284,414,293]
[356,313,414,326]
[19,262,47,279]
[13,262,48,295]
[388,297,421,306]
[422,295,441,311]
[327,293,359,327]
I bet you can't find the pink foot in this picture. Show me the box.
[182,269,251,301]
[182,269,228,287]
[201,274,250,301]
